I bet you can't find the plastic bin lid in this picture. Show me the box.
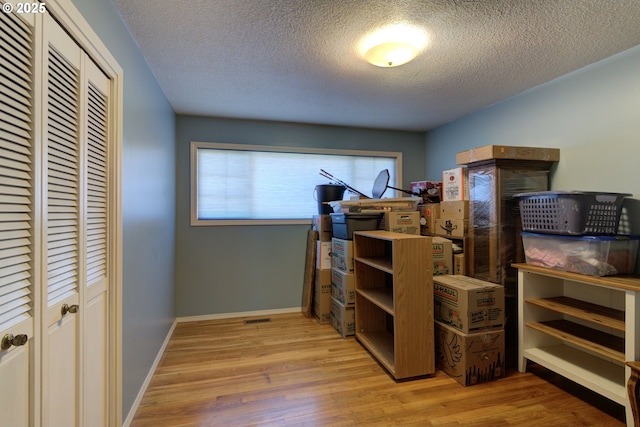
[520,231,639,241]
[514,190,631,198]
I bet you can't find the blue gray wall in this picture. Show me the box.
[175,116,425,317]
[425,45,640,236]
[71,0,176,421]
[425,45,640,191]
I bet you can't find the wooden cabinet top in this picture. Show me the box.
[513,263,640,292]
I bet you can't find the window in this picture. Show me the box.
[191,142,402,225]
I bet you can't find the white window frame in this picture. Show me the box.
[190,141,403,226]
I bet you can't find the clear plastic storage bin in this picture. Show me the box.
[521,232,639,276]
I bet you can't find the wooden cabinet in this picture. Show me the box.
[467,160,555,367]
[353,230,434,379]
[516,263,640,425]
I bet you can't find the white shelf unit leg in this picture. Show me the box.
[625,290,640,425]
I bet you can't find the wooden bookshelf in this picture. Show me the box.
[353,230,434,380]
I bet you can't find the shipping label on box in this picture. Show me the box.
[418,203,439,235]
[331,268,355,305]
[435,218,468,239]
[432,236,452,276]
[433,275,504,333]
[454,253,466,275]
[312,214,333,242]
[381,211,420,235]
[442,167,469,202]
[435,321,505,386]
[330,296,355,338]
[316,241,332,270]
[411,181,442,202]
[440,200,469,220]
[313,269,332,324]
[331,237,354,273]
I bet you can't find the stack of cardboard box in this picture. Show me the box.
[412,180,441,237]
[437,199,468,240]
[330,234,355,337]
[437,168,469,240]
[312,213,358,337]
[436,200,469,275]
[432,275,505,386]
[412,182,459,277]
[322,205,424,337]
[434,168,470,276]
[324,200,426,336]
[312,215,333,325]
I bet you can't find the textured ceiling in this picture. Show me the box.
[112,0,640,131]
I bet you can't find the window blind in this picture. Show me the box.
[194,144,399,222]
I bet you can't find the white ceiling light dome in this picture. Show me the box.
[359,24,428,67]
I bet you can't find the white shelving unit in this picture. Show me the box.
[516,263,640,426]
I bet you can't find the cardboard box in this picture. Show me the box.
[380,211,420,235]
[330,296,355,338]
[433,275,504,333]
[313,269,332,324]
[316,241,332,270]
[410,181,442,202]
[418,203,439,235]
[435,321,505,386]
[331,237,354,273]
[454,253,466,275]
[312,214,333,242]
[432,236,453,276]
[442,167,469,201]
[456,145,560,165]
[440,200,469,220]
[435,218,468,239]
[331,268,355,306]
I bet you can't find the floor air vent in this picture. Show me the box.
[244,318,271,325]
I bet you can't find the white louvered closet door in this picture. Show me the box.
[1,3,118,426]
[42,13,112,427]
[82,49,111,427]
[0,8,36,427]
[42,12,82,427]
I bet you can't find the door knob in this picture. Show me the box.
[1,333,28,351]
[61,303,79,316]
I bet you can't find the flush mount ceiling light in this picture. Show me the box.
[359,24,427,68]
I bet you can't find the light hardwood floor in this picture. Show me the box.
[131,313,626,426]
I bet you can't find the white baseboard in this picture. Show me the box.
[122,318,177,427]
[177,306,302,323]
